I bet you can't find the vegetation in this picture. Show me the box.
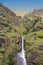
[0,3,43,65]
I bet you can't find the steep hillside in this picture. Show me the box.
[32,9,43,17]
[0,3,22,35]
[0,3,21,65]
[0,3,22,26]
[21,13,43,33]
[21,13,43,65]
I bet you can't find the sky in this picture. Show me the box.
[0,0,43,16]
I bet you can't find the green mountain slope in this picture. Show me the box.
[22,13,43,65]
[0,3,43,65]
[21,13,43,32]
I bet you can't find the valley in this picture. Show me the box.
[0,3,43,65]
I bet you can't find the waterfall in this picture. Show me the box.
[21,36,27,65]
[16,36,27,65]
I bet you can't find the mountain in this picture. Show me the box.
[22,13,43,65]
[0,3,22,34]
[21,13,43,33]
[32,9,43,17]
[0,3,43,65]
[0,3,22,26]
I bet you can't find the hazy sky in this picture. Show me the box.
[0,0,43,16]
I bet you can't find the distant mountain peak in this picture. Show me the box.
[32,9,43,17]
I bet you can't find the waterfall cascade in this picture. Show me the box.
[16,36,27,65]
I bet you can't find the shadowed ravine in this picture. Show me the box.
[16,36,27,65]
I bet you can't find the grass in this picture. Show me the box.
[24,30,43,51]
[0,9,43,65]
[0,53,3,65]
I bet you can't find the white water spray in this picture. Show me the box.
[21,36,27,65]
[17,36,27,65]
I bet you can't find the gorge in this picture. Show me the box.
[0,3,43,65]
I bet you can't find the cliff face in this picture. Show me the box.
[32,9,43,17]
[0,3,43,65]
